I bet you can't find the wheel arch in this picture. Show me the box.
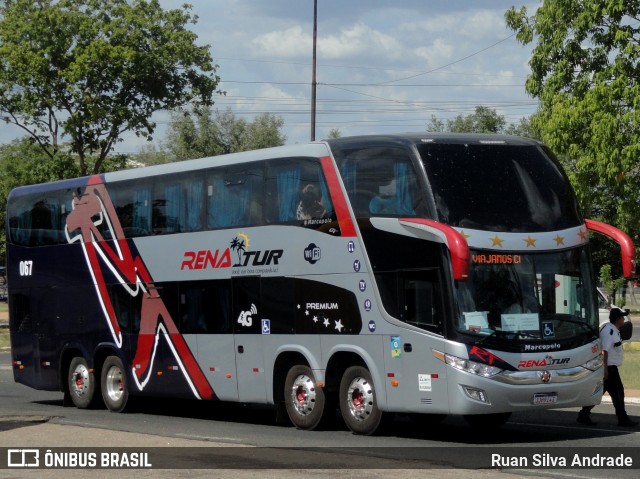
[272,349,314,406]
[59,342,92,393]
[325,345,387,410]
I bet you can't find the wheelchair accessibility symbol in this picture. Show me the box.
[542,322,554,338]
[262,319,271,335]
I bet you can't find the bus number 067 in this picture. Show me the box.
[19,260,33,276]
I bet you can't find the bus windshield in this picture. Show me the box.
[418,143,582,232]
[455,247,598,347]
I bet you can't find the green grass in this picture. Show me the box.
[0,301,7,350]
[0,328,9,351]
[620,349,640,391]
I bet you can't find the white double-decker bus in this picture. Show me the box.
[7,133,635,435]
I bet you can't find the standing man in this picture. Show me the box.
[577,307,638,427]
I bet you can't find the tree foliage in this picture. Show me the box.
[426,106,539,138]
[447,106,506,133]
[505,1,640,239]
[163,107,286,161]
[0,0,221,175]
[0,139,79,261]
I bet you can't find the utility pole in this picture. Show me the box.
[310,0,317,141]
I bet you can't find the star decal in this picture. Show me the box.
[459,230,471,240]
[323,318,331,328]
[313,315,319,323]
[524,235,537,247]
[334,319,344,333]
[578,229,588,241]
[490,235,504,247]
[554,235,565,246]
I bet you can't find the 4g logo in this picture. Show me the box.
[237,304,258,327]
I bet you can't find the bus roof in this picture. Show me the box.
[8,132,543,198]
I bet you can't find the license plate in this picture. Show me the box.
[533,392,558,405]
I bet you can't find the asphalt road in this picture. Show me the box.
[0,353,639,479]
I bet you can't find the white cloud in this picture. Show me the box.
[252,23,404,62]
[320,23,404,60]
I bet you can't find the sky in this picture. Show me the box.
[0,0,541,154]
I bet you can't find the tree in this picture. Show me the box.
[504,116,541,139]
[426,107,539,138]
[327,128,342,139]
[0,139,79,261]
[0,0,221,176]
[164,107,286,161]
[447,106,506,133]
[505,2,640,237]
[426,115,446,133]
[600,264,626,308]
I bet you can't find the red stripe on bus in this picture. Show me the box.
[319,155,356,237]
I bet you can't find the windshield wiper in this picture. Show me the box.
[552,316,598,337]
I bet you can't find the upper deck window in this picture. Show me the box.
[335,146,426,217]
[418,143,582,232]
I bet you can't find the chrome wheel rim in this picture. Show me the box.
[105,365,124,403]
[71,364,90,398]
[290,374,317,416]
[346,377,373,422]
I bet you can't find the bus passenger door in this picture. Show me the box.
[382,269,449,414]
[176,281,239,402]
[232,276,267,403]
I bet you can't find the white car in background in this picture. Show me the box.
[597,287,616,324]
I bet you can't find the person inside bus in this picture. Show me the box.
[296,184,326,220]
[576,307,638,427]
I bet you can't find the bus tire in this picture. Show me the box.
[101,356,129,413]
[339,365,385,435]
[67,357,96,409]
[284,365,326,430]
[464,412,511,429]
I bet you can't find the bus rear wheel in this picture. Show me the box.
[67,357,96,409]
[339,365,385,435]
[284,365,326,430]
[101,356,129,413]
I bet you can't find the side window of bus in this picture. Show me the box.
[153,180,184,234]
[9,189,85,246]
[264,158,334,226]
[207,166,263,229]
[111,284,142,333]
[112,180,152,237]
[178,280,232,334]
[10,292,32,332]
[376,269,443,333]
[338,148,420,217]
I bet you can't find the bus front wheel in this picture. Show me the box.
[339,365,385,435]
[101,356,129,413]
[67,357,96,409]
[284,365,326,430]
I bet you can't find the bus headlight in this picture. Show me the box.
[582,354,604,371]
[444,353,503,378]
